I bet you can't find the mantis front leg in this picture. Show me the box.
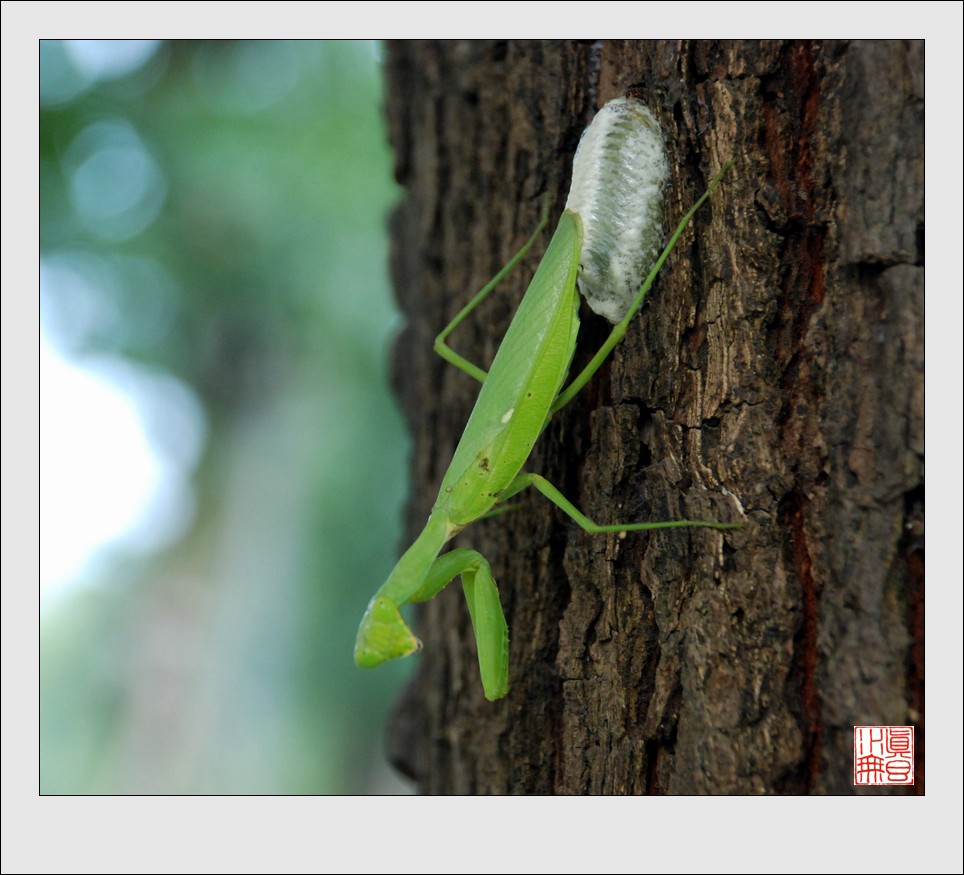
[360,546,509,702]
[417,549,508,701]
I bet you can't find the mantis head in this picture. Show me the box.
[354,596,421,668]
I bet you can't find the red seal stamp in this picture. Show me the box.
[853,726,915,786]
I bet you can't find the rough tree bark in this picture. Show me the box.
[381,40,923,795]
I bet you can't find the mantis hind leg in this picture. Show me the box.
[549,160,734,416]
[505,472,742,533]
[434,197,553,384]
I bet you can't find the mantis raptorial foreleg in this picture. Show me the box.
[419,549,508,699]
[372,547,509,701]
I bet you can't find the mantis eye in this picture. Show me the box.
[565,97,670,324]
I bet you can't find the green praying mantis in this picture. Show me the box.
[355,97,741,701]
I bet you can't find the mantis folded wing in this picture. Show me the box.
[355,97,740,701]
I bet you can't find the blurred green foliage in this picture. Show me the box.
[40,40,413,793]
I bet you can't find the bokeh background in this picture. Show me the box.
[40,39,414,794]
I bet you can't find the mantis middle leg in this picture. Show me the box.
[502,472,742,533]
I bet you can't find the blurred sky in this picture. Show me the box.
[40,321,200,602]
[36,38,415,796]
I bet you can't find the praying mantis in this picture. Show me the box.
[355,97,741,701]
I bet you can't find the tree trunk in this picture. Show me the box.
[381,40,923,795]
